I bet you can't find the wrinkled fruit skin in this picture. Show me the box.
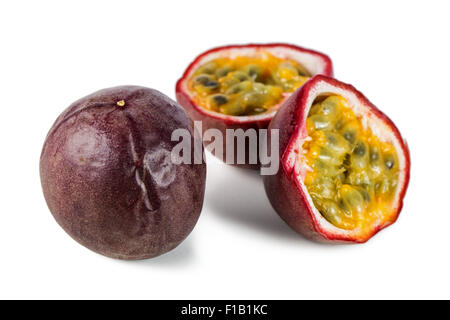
[40,86,206,259]
[263,76,410,243]
[176,43,333,169]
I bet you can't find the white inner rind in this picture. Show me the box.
[179,46,330,123]
[286,80,407,239]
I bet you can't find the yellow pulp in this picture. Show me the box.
[188,52,311,116]
[303,95,399,231]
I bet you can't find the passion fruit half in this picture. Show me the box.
[40,86,206,259]
[263,75,410,243]
[176,43,333,168]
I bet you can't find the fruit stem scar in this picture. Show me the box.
[116,100,126,107]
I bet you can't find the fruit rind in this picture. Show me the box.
[176,43,333,168]
[40,86,206,259]
[263,75,410,243]
[177,43,333,123]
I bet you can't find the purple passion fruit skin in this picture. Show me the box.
[40,86,206,260]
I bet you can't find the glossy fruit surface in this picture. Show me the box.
[176,43,333,168]
[263,75,410,243]
[40,86,206,259]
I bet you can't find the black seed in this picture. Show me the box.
[370,151,379,162]
[375,182,380,191]
[297,68,309,77]
[216,67,231,78]
[236,74,249,81]
[353,142,366,156]
[247,65,263,79]
[229,84,244,94]
[204,81,219,88]
[198,62,216,74]
[343,131,355,143]
[212,95,228,105]
[343,153,351,167]
[385,159,394,169]
[327,133,337,145]
[359,189,371,202]
[194,75,210,85]
[335,119,345,130]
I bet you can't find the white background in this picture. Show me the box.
[1,0,449,299]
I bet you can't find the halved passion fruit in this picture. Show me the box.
[263,75,410,243]
[176,43,333,167]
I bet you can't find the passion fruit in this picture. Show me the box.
[263,75,410,243]
[176,43,333,168]
[40,86,206,259]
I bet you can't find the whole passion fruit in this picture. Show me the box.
[40,86,206,259]
[176,43,333,168]
[263,76,410,243]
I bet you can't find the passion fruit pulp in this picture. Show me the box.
[189,52,311,116]
[263,75,410,243]
[40,86,206,259]
[176,43,333,168]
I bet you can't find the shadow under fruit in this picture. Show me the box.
[40,86,206,260]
